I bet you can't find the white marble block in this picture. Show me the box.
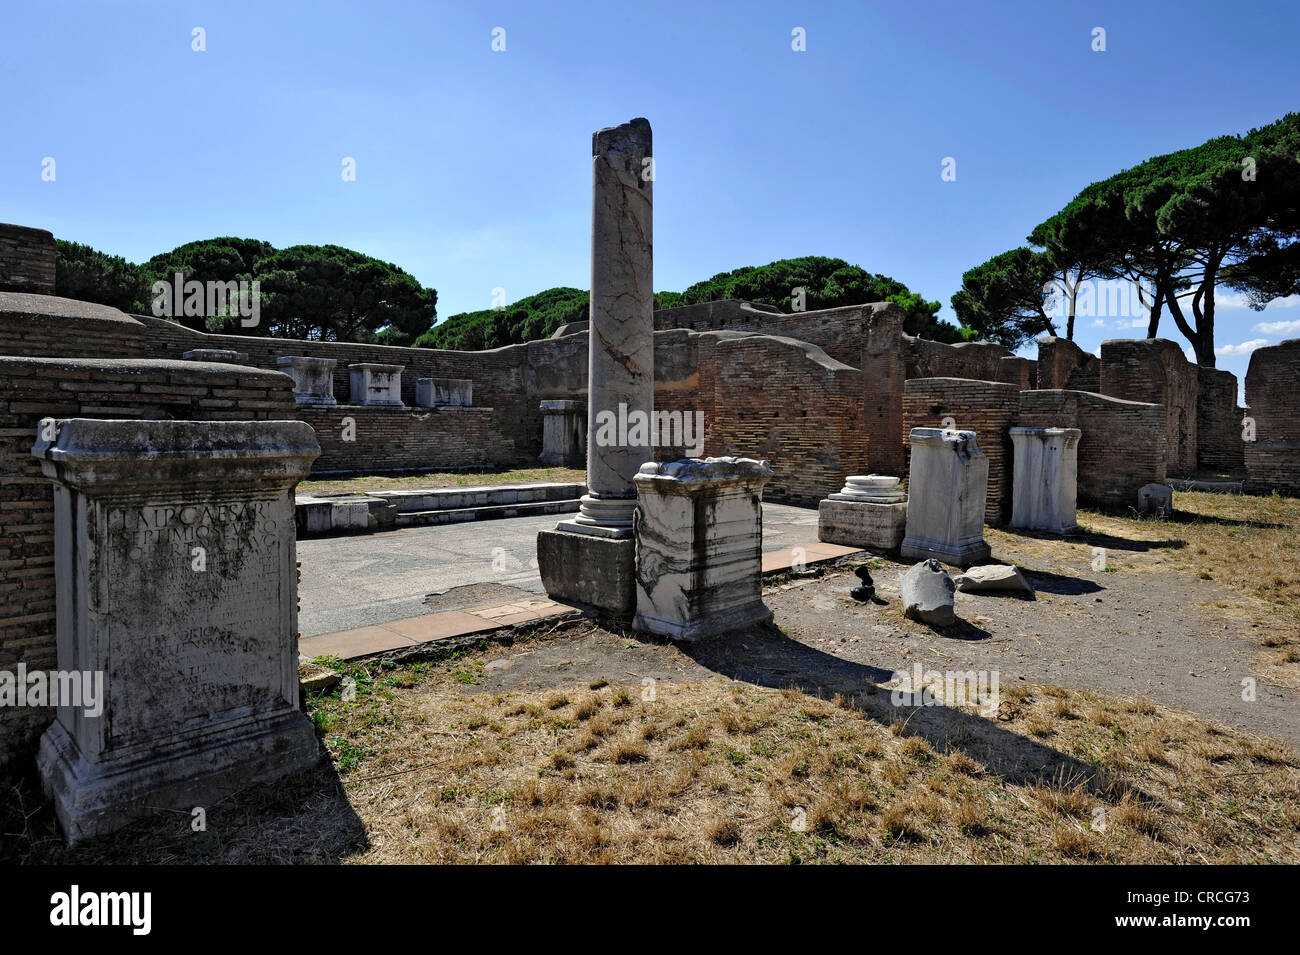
[416,377,472,407]
[632,457,773,640]
[818,474,908,550]
[900,428,992,566]
[31,418,322,844]
[1010,427,1081,533]
[539,399,586,467]
[277,356,337,406]
[348,362,404,407]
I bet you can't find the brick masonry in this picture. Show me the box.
[1196,365,1245,475]
[1100,338,1198,475]
[1017,389,1166,506]
[0,356,296,768]
[902,378,1020,525]
[1244,338,1300,495]
[1037,336,1101,391]
[300,406,511,473]
[0,224,56,295]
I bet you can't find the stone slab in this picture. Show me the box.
[536,527,636,614]
[818,498,908,550]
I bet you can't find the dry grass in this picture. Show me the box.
[6,644,1298,864]
[299,466,585,495]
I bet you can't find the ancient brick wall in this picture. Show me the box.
[0,225,56,295]
[688,332,866,507]
[299,406,512,472]
[1196,366,1245,475]
[1,293,146,358]
[1036,336,1100,391]
[0,356,295,769]
[905,338,1013,383]
[997,356,1037,391]
[1244,338,1300,495]
[1100,338,1198,475]
[1017,389,1166,506]
[901,378,1020,524]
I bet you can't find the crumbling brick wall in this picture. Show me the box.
[1037,336,1100,391]
[998,356,1036,391]
[1,293,145,358]
[1017,389,1166,506]
[0,224,56,295]
[1100,338,1198,475]
[0,355,296,770]
[905,338,1012,383]
[1196,365,1245,475]
[684,332,866,507]
[1244,338,1300,495]
[901,378,1020,524]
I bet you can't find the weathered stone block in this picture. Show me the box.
[537,528,636,614]
[347,363,404,407]
[31,418,322,844]
[277,356,337,406]
[900,428,991,566]
[631,457,773,640]
[539,399,585,467]
[1137,482,1173,516]
[818,475,907,550]
[185,348,250,364]
[1010,427,1081,534]
[416,377,472,408]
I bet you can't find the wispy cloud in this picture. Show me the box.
[1253,318,1300,336]
[1215,339,1269,357]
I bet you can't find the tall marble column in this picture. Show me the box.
[560,118,654,537]
[538,118,654,612]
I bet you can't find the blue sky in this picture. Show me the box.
[3,0,1298,389]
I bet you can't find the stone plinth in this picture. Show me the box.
[900,428,991,566]
[416,377,472,408]
[348,363,404,407]
[184,348,250,363]
[536,529,636,614]
[1010,427,1081,534]
[539,400,586,467]
[31,418,322,844]
[277,356,337,407]
[818,474,908,550]
[632,457,773,640]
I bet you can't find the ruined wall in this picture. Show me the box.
[1,293,146,359]
[1017,389,1166,506]
[0,224,56,295]
[1037,336,1100,391]
[1244,338,1300,495]
[1100,338,1198,475]
[0,355,296,769]
[1196,366,1245,475]
[300,406,511,472]
[905,338,1013,383]
[998,356,1036,391]
[901,378,1020,525]
[695,332,866,506]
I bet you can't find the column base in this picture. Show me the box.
[537,528,636,613]
[818,498,908,550]
[899,535,991,567]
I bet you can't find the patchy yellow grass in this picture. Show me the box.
[300,466,586,495]
[301,655,1300,864]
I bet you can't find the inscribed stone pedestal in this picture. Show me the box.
[900,428,992,566]
[416,377,472,408]
[818,474,908,550]
[277,356,337,406]
[539,400,586,467]
[32,418,322,844]
[632,457,773,640]
[1010,427,1081,534]
[348,363,404,407]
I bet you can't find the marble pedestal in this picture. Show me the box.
[277,356,337,406]
[900,428,992,566]
[32,418,322,844]
[539,400,586,467]
[416,377,472,408]
[348,362,404,407]
[632,457,773,640]
[1010,427,1081,533]
[818,474,908,550]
